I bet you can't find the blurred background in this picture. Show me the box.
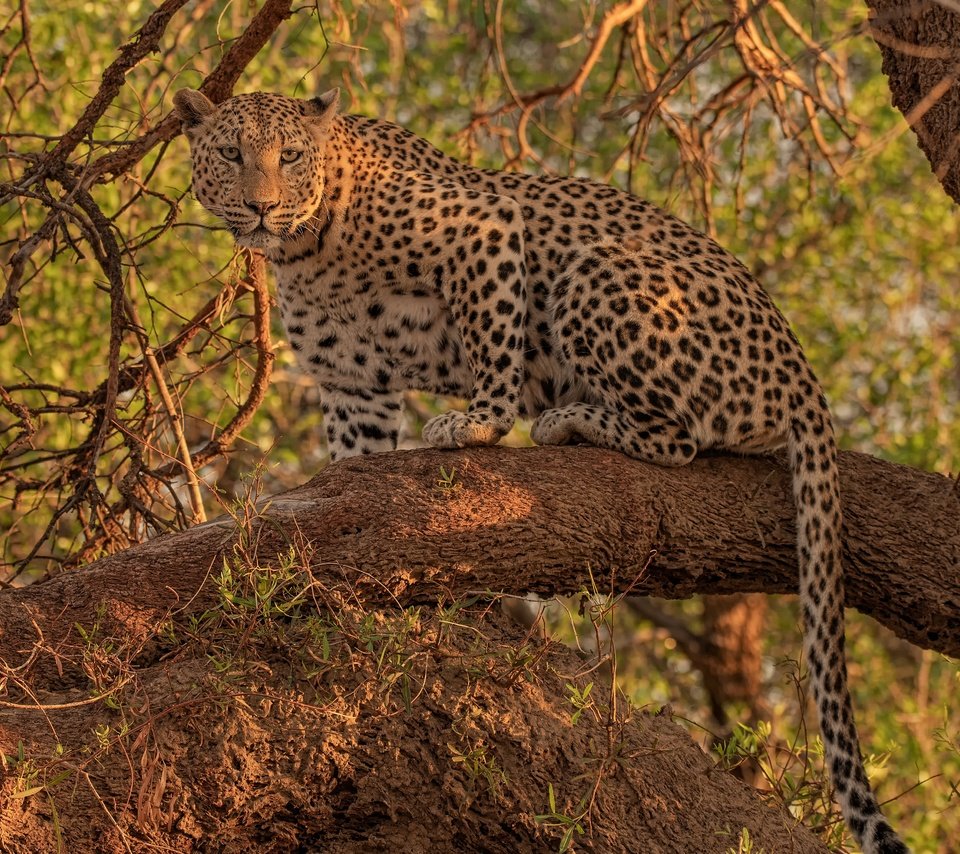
[1,2,957,849]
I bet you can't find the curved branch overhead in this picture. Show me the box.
[1,446,956,692]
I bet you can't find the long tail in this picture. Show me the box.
[787,408,908,854]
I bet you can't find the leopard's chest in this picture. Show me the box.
[274,261,472,395]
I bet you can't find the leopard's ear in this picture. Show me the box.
[304,88,340,131]
[173,89,216,136]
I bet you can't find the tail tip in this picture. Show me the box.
[870,820,909,854]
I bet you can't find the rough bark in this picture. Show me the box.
[0,610,831,854]
[0,446,956,689]
[867,0,960,203]
[0,446,954,852]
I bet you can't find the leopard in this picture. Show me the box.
[173,86,908,854]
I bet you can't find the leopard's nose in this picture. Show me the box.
[244,198,279,215]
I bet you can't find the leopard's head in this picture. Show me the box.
[173,89,339,250]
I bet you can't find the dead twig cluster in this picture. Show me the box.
[466,0,860,234]
[0,0,292,581]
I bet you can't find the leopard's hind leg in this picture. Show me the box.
[531,404,696,466]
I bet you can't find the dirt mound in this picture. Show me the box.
[1,579,826,853]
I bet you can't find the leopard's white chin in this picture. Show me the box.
[233,225,284,250]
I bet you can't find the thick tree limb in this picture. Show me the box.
[0,446,957,691]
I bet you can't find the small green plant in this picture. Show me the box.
[535,783,587,853]
[566,682,594,726]
[303,614,335,662]
[3,741,73,800]
[933,715,960,762]
[363,609,423,712]
[4,741,38,795]
[493,637,546,687]
[437,595,481,624]
[216,546,308,619]
[724,827,765,854]
[93,722,111,750]
[436,465,461,491]
[712,719,850,850]
[73,602,110,651]
[714,720,774,768]
[448,738,507,799]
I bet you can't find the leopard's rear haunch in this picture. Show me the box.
[174,87,909,853]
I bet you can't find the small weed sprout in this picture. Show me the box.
[724,827,765,854]
[535,782,587,853]
[3,742,73,801]
[5,741,38,795]
[93,723,111,750]
[436,465,461,491]
[448,738,507,800]
[566,682,594,726]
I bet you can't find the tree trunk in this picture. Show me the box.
[700,593,768,724]
[867,0,960,203]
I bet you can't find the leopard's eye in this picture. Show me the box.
[280,149,302,164]
[219,145,241,162]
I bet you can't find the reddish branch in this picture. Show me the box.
[89,0,295,183]
[186,251,275,469]
[40,0,192,171]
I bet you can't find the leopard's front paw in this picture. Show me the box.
[422,411,509,449]
[530,408,583,447]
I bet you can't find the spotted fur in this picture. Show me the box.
[174,88,908,853]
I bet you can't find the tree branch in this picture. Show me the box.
[0,446,956,690]
[866,0,960,203]
[88,0,294,184]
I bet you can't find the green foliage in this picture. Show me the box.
[566,681,594,726]
[714,719,847,848]
[3,735,73,853]
[534,782,587,853]
[1,1,957,849]
[447,735,507,801]
[725,827,766,854]
[435,464,461,491]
